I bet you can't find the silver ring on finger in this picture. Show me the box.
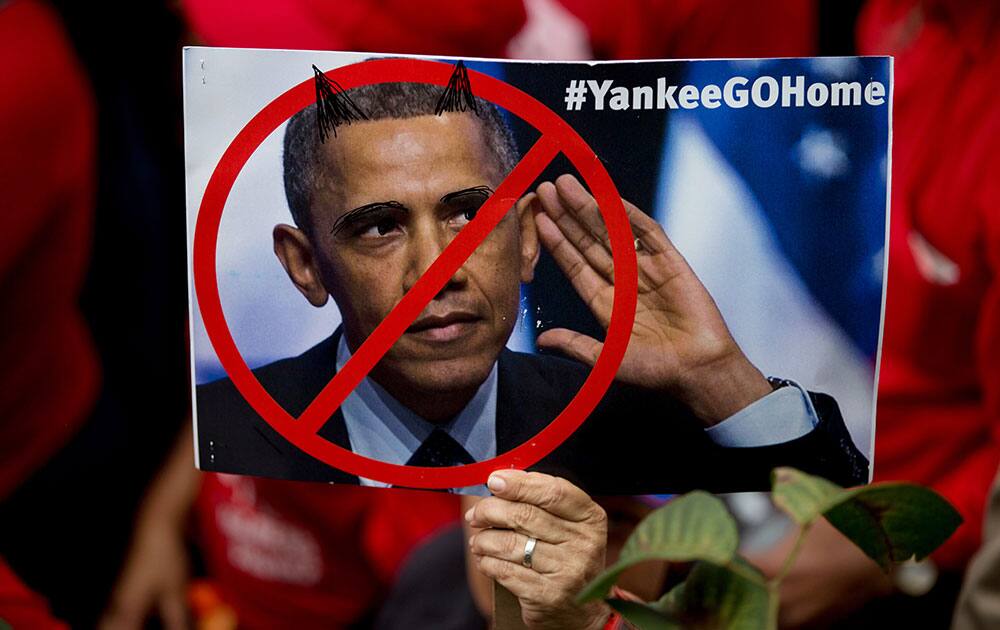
[522,536,538,569]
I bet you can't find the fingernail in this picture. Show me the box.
[487,473,507,493]
[468,534,476,548]
[465,507,475,522]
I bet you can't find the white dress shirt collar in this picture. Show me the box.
[336,334,497,493]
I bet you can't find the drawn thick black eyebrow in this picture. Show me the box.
[439,186,495,205]
[329,200,409,235]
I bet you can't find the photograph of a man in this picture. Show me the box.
[196,75,869,495]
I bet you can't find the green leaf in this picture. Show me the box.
[771,468,963,572]
[656,579,687,613]
[577,492,738,603]
[824,484,963,572]
[666,560,773,630]
[771,467,843,525]
[607,599,681,630]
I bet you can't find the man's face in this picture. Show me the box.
[275,113,537,416]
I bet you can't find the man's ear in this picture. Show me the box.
[273,224,330,307]
[517,192,540,283]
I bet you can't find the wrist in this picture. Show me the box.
[682,355,772,427]
[580,602,614,630]
[136,493,192,534]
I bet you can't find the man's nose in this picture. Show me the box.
[402,223,470,296]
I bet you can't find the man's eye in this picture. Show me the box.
[451,206,479,228]
[359,218,401,238]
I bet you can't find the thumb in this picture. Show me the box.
[536,328,602,366]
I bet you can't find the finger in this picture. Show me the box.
[535,212,612,326]
[553,174,692,294]
[536,328,603,367]
[159,592,190,630]
[619,196,671,256]
[467,497,573,543]
[554,172,678,257]
[616,197,704,300]
[474,555,545,600]
[536,181,614,282]
[555,173,666,255]
[552,174,610,245]
[470,529,556,574]
[486,470,601,522]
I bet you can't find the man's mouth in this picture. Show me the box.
[406,311,483,342]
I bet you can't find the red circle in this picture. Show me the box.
[193,57,638,488]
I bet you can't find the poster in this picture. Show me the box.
[184,48,890,495]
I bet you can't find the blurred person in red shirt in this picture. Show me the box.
[0,0,108,626]
[0,0,98,519]
[102,426,460,629]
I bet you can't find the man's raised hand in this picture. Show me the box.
[531,174,771,425]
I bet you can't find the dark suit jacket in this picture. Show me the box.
[197,330,869,494]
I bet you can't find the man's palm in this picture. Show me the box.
[532,175,770,424]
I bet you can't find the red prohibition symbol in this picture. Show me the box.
[193,57,638,488]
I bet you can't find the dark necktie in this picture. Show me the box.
[406,428,475,467]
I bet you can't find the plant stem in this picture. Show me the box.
[771,521,813,589]
[767,521,814,628]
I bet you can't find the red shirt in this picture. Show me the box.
[859,0,1000,569]
[559,0,814,59]
[195,475,460,628]
[0,0,99,500]
[182,0,527,58]
[181,0,814,61]
[0,558,67,630]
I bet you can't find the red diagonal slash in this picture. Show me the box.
[293,135,560,436]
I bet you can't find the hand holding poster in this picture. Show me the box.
[184,49,890,495]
